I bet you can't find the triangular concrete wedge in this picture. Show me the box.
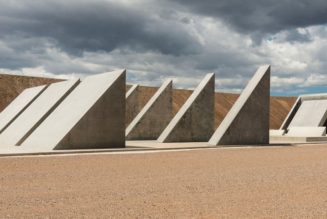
[21,70,126,150]
[0,85,47,133]
[0,79,80,147]
[125,84,140,127]
[209,65,270,145]
[158,73,215,142]
[126,80,172,140]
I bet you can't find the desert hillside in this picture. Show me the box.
[0,74,295,130]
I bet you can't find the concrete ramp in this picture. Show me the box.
[0,79,80,147]
[158,73,215,142]
[126,80,172,140]
[21,70,126,150]
[209,65,270,145]
[288,100,327,127]
[0,85,47,133]
[126,84,140,127]
[286,126,326,137]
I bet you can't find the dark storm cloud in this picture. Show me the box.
[285,29,312,43]
[170,0,327,36]
[0,0,201,57]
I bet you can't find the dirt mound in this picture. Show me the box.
[0,73,62,112]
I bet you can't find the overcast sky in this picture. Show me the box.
[1,0,327,95]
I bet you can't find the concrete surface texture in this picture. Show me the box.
[270,135,327,144]
[158,73,215,142]
[0,80,80,147]
[209,65,270,145]
[0,85,47,133]
[286,126,326,137]
[21,70,126,150]
[281,93,327,131]
[126,80,173,140]
[289,99,327,127]
[2,144,327,218]
[125,84,140,127]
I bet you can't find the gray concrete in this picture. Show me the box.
[288,100,327,127]
[209,65,270,145]
[21,70,126,150]
[270,135,327,144]
[281,93,327,131]
[125,84,140,127]
[0,80,79,147]
[286,126,326,137]
[0,85,47,133]
[158,73,215,142]
[126,80,172,140]
[270,129,285,136]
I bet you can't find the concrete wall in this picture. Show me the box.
[0,85,47,133]
[0,80,79,147]
[21,70,126,150]
[288,100,327,127]
[126,80,173,140]
[209,65,270,145]
[158,73,215,142]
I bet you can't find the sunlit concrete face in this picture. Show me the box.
[0,85,47,134]
[0,79,80,147]
[209,65,270,146]
[279,93,327,139]
[289,100,327,127]
[158,73,215,143]
[20,70,126,151]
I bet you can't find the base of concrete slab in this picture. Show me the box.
[270,135,327,143]
[0,141,213,157]
[126,140,211,148]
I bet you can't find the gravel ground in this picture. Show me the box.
[1,144,327,218]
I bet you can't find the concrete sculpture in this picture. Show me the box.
[126,80,172,140]
[209,65,270,145]
[0,85,47,133]
[158,73,215,142]
[278,93,327,137]
[0,80,79,146]
[21,70,126,150]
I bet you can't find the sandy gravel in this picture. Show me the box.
[1,144,327,218]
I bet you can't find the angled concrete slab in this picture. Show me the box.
[286,126,326,137]
[125,84,140,127]
[209,65,270,145]
[0,85,47,133]
[0,79,80,146]
[280,93,327,139]
[269,129,285,136]
[21,70,126,150]
[126,80,172,140]
[289,99,327,127]
[158,73,215,142]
